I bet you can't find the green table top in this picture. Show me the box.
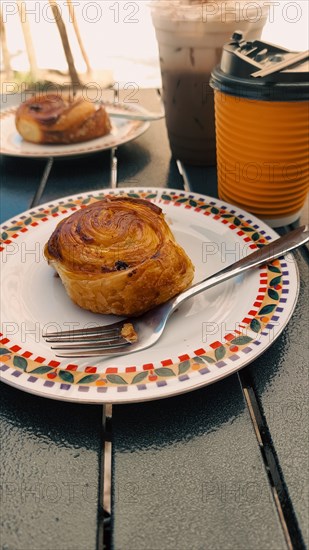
[1,89,308,550]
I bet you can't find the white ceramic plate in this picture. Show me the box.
[0,188,299,403]
[0,103,150,158]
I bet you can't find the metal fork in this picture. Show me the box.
[42,225,309,358]
[102,102,165,121]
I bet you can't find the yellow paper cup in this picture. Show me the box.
[210,37,309,226]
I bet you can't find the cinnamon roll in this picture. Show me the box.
[15,94,111,144]
[44,197,195,316]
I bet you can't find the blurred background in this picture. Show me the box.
[1,0,308,91]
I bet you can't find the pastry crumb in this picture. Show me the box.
[121,323,138,343]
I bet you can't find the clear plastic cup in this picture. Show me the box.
[151,1,269,165]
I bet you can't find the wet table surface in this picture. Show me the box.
[0,89,308,550]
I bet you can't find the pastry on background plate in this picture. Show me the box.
[44,197,195,316]
[15,93,111,144]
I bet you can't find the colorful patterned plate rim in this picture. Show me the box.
[0,187,299,404]
[0,102,150,158]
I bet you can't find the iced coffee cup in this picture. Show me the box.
[151,1,269,165]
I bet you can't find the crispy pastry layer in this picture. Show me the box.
[44,197,195,316]
[15,94,111,144]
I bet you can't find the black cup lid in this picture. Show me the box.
[210,32,309,101]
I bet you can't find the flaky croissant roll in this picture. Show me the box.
[15,93,111,144]
[44,197,195,316]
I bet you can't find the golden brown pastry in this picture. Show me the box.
[121,323,138,342]
[15,93,111,144]
[44,197,195,316]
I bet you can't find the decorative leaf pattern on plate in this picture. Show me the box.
[268,288,279,301]
[106,374,127,385]
[231,336,253,346]
[78,374,100,384]
[178,360,191,374]
[250,319,261,333]
[8,226,22,231]
[270,276,282,287]
[251,232,260,241]
[132,372,148,384]
[13,356,27,370]
[154,367,175,377]
[259,304,276,316]
[268,265,281,273]
[198,355,216,364]
[31,366,54,375]
[59,370,74,383]
[215,346,226,361]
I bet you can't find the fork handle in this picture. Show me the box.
[100,103,165,121]
[170,225,309,314]
[107,110,165,121]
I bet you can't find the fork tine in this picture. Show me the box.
[42,319,126,338]
[45,332,121,344]
[51,338,129,351]
[54,341,131,358]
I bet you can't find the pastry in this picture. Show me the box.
[15,93,111,144]
[44,197,195,316]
